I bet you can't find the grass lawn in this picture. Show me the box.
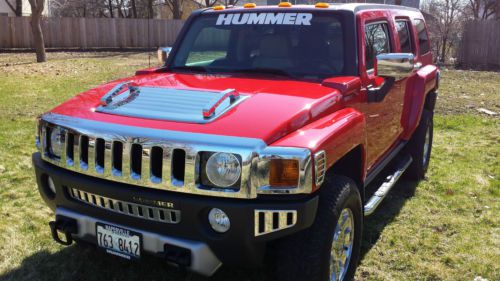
[0,53,498,281]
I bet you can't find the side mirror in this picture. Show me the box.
[375,53,415,80]
[157,47,172,65]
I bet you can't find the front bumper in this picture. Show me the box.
[33,153,319,276]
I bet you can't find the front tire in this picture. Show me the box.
[270,175,363,281]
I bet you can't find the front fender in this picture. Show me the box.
[271,108,366,191]
[401,65,439,139]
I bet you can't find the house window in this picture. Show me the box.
[414,19,430,55]
[365,22,391,71]
[396,20,413,53]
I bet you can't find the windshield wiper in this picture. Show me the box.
[231,67,297,78]
[170,65,210,73]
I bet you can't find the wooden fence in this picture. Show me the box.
[459,20,500,69]
[0,16,185,49]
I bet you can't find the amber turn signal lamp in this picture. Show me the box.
[244,3,257,8]
[213,5,225,10]
[315,2,329,8]
[278,2,292,8]
[269,159,300,187]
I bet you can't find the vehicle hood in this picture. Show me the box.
[50,72,344,144]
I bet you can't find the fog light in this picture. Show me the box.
[208,208,230,233]
[47,176,56,194]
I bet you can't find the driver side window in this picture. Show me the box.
[365,22,391,72]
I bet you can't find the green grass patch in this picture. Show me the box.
[0,53,498,281]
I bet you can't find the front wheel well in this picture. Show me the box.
[326,145,364,200]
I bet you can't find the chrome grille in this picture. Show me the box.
[38,113,313,199]
[68,187,181,224]
[314,150,327,187]
[41,123,195,192]
[254,210,297,236]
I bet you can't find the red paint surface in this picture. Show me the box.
[48,5,438,185]
[51,73,344,145]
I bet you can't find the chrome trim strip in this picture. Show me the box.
[254,209,297,236]
[56,207,221,276]
[68,187,181,224]
[364,155,412,216]
[39,113,313,199]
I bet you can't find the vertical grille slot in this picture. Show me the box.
[150,146,163,183]
[255,210,298,236]
[171,149,185,186]
[112,141,123,176]
[314,151,327,187]
[131,143,142,180]
[80,135,89,170]
[66,133,74,165]
[95,138,105,173]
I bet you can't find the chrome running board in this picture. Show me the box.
[364,155,412,216]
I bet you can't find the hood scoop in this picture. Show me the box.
[96,82,248,124]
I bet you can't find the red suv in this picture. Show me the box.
[34,3,439,281]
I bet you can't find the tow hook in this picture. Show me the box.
[49,216,78,246]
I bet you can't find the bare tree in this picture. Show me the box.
[3,0,22,16]
[466,0,500,19]
[163,0,182,19]
[28,0,46,62]
[422,0,465,63]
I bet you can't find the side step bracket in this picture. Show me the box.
[364,155,413,216]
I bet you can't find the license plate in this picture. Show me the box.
[96,223,142,260]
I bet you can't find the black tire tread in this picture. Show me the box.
[269,175,362,281]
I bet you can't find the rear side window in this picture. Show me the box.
[414,19,430,54]
[365,22,391,71]
[396,21,412,53]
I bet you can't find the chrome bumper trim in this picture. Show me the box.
[56,207,222,276]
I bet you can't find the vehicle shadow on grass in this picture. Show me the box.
[0,243,264,281]
[0,181,418,281]
[360,179,419,261]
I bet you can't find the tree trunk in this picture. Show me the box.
[131,0,137,18]
[108,0,114,18]
[30,13,46,62]
[148,0,154,19]
[15,0,22,16]
[440,36,447,63]
[28,0,46,63]
[172,0,182,19]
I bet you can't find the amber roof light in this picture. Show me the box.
[278,2,292,7]
[315,2,329,8]
[213,5,225,10]
[243,3,257,8]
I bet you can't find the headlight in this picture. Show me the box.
[205,152,241,188]
[49,127,64,158]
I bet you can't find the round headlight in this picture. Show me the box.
[49,127,64,158]
[208,208,230,233]
[206,152,241,188]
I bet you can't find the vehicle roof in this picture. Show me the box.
[202,3,421,14]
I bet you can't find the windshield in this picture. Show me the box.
[170,12,347,79]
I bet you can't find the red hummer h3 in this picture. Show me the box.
[33,3,439,281]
